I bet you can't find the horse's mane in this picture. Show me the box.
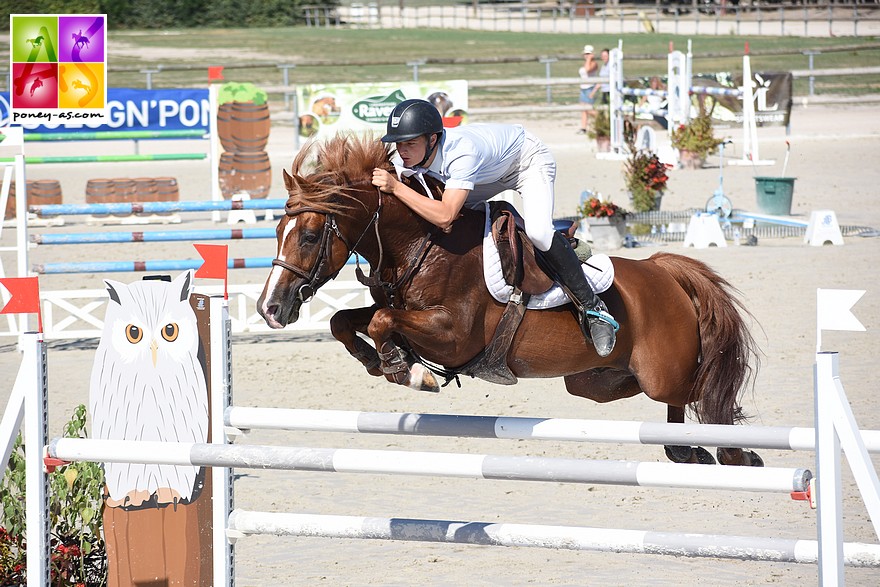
[284,134,391,216]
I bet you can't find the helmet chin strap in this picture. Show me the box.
[413,133,439,168]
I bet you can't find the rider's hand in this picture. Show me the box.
[372,169,398,194]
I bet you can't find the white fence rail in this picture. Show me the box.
[317,2,880,38]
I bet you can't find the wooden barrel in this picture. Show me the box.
[133,177,158,202]
[154,177,179,216]
[4,179,17,220]
[216,103,236,153]
[28,179,63,208]
[218,152,238,200]
[154,177,179,202]
[85,178,116,217]
[232,151,271,199]
[230,102,271,152]
[111,178,137,217]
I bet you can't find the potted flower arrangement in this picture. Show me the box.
[623,123,671,212]
[669,103,723,169]
[587,106,611,152]
[576,195,628,250]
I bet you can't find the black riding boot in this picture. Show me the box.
[542,231,617,357]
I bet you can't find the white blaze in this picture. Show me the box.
[260,218,298,314]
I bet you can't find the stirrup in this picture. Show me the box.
[586,309,620,332]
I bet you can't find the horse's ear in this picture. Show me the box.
[283,169,294,190]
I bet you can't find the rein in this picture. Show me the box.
[272,185,435,306]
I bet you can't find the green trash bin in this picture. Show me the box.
[754,177,796,215]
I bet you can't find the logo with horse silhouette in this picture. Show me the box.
[9,13,107,113]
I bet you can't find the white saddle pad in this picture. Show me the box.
[482,205,614,310]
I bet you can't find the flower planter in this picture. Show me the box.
[582,216,626,250]
[678,149,705,170]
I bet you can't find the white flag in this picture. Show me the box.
[817,288,866,332]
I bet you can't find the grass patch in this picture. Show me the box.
[102,27,880,106]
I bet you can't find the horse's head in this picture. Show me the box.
[258,135,388,328]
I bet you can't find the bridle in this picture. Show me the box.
[271,199,379,303]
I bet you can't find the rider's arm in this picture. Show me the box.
[372,169,468,231]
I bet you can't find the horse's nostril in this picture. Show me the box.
[267,304,279,317]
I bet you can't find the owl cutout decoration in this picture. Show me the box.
[89,270,208,509]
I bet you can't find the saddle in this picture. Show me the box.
[458,202,587,386]
[489,201,582,294]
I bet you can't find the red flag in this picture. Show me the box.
[0,276,42,332]
[194,243,228,299]
[0,277,40,315]
[208,66,224,81]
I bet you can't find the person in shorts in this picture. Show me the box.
[577,45,598,134]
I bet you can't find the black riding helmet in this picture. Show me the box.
[381,99,443,143]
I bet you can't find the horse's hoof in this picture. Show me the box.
[716,448,764,467]
[664,445,717,465]
[410,363,440,393]
[693,446,716,465]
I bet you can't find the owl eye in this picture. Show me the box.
[125,324,142,344]
[161,323,179,342]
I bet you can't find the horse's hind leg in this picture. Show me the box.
[664,406,717,465]
[717,446,764,466]
[663,406,763,467]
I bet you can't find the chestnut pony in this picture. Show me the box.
[258,135,762,466]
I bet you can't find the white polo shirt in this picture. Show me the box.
[393,124,525,205]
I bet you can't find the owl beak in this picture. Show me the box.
[150,339,158,367]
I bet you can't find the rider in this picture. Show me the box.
[371,98,617,357]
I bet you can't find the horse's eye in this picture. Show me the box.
[300,232,319,246]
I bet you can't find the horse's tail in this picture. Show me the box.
[650,252,760,425]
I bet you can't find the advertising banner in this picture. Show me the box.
[630,72,793,128]
[297,80,468,139]
[0,88,211,133]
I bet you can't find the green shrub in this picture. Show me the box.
[1,405,107,586]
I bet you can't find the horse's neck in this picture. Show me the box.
[355,198,433,272]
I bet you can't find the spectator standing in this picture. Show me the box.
[577,44,598,135]
[590,48,611,106]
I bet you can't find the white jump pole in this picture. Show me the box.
[22,332,50,587]
[224,406,880,453]
[729,44,774,167]
[226,510,880,567]
[600,43,627,160]
[47,438,812,494]
[209,84,222,223]
[210,296,234,587]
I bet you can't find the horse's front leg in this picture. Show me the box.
[329,306,383,377]
[367,307,461,394]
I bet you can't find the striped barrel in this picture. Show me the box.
[232,151,271,199]
[230,101,271,152]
